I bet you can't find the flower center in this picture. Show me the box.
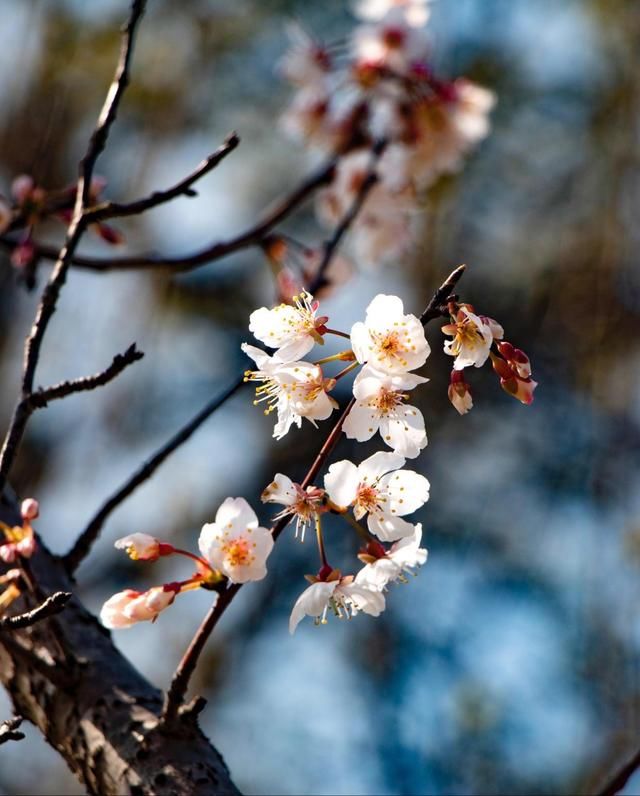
[356,484,381,514]
[371,326,415,368]
[222,537,254,568]
[369,387,406,415]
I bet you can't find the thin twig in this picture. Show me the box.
[64,376,244,573]
[596,749,640,796]
[0,716,24,745]
[307,139,387,295]
[83,133,240,223]
[0,0,147,496]
[160,265,466,724]
[31,343,143,408]
[0,591,71,631]
[0,154,338,274]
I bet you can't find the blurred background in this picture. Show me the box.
[1,0,639,793]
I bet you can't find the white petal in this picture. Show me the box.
[241,343,272,371]
[367,512,416,542]
[324,460,360,507]
[198,522,219,561]
[350,321,371,365]
[354,559,401,591]
[358,450,405,482]
[365,294,405,327]
[390,524,428,569]
[274,334,316,364]
[379,406,427,459]
[340,583,386,616]
[261,474,297,506]
[215,497,258,531]
[289,581,337,634]
[380,469,430,515]
[342,402,379,442]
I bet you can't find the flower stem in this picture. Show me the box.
[341,512,372,542]
[324,328,351,340]
[171,547,215,574]
[334,361,360,380]
[315,515,329,568]
[313,350,355,366]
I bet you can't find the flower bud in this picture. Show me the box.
[114,533,162,561]
[16,535,36,559]
[448,369,473,415]
[21,498,39,521]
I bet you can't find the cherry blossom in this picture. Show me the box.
[325,451,429,541]
[248,290,328,363]
[199,497,274,584]
[351,6,429,73]
[261,474,326,542]
[242,344,338,439]
[490,343,538,405]
[355,524,428,590]
[343,365,427,458]
[20,498,39,521]
[114,533,164,562]
[448,369,473,415]
[442,304,495,370]
[278,23,332,89]
[350,294,430,374]
[100,585,180,629]
[289,571,385,633]
[354,0,432,27]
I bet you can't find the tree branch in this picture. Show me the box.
[307,139,386,295]
[0,715,24,745]
[0,591,71,631]
[64,375,244,573]
[596,749,640,796]
[30,343,143,408]
[83,133,239,223]
[0,0,148,496]
[161,264,467,723]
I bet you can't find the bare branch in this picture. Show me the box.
[30,343,143,408]
[64,375,244,573]
[1,153,338,274]
[0,591,71,631]
[161,265,467,723]
[0,716,24,745]
[84,133,240,223]
[307,139,387,295]
[0,0,148,496]
[596,749,640,796]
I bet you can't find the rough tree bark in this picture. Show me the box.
[0,498,239,796]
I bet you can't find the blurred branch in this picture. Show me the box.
[160,264,466,725]
[0,716,24,745]
[596,749,640,796]
[0,591,71,631]
[64,376,244,573]
[30,343,143,408]
[0,0,147,495]
[1,153,338,274]
[307,139,386,295]
[83,133,240,223]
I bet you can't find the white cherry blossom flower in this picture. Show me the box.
[114,533,161,561]
[100,585,179,629]
[355,524,428,590]
[248,290,328,363]
[325,451,429,541]
[289,574,385,633]
[442,305,494,370]
[343,365,427,458]
[242,344,338,439]
[278,23,332,88]
[351,7,429,73]
[351,294,429,374]
[261,474,325,542]
[354,0,432,28]
[199,497,273,584]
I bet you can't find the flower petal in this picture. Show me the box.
[324,460,360,507]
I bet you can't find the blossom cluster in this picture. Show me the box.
[0,499,39,614]
[442,302,537,414]
[279,0,495,266]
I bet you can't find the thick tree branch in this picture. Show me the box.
[84,133,239,223]
[161,264,466,722]
[0,591,71,631]
[64,376,244,573]
[0,715,24,745]
[596,749,640,796]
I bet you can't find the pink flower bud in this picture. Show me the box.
[448,369,473,415]
[11,174,35,204]
[0,543,17,564]
[100,584,178,629]
[21,498,39,521]
[16,535,36,558]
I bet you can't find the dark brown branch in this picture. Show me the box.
[307,139,386,295]
[0,591,71,631]
[84,133,239,223]
[0,715,24,745]
[64,375,244,573]
[596,749,640,796]
[30,343,143,408]
[161,264,467,723]
[1,154,338,274]
[0,0,147,496]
